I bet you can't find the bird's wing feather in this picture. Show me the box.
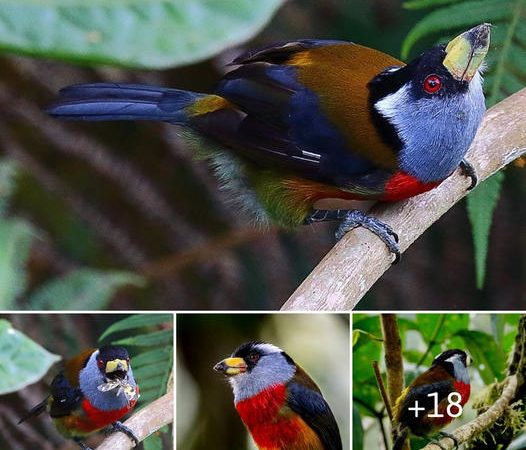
[286,367,342,450]
[48,371,84,418]
[188,40,401,192]
[395,379,454,426]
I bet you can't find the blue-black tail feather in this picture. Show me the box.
[46,83,204,122]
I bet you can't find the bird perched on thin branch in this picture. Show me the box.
[214,341,342,450]
[19,345,139,450]
[47,24,490,262]
[392,349,471,450]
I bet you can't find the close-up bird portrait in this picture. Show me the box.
[176,313,349,449]
[0,314,174,450]
[0,1,523,310]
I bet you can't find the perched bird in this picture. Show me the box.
[47,24,490,261]
[392,349,472,450]
[19,345,139,450]
[213,341,342,450]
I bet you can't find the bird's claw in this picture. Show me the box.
[73,438,92,450]
[110,421,139,447]
[459,159,477,190]
[335,210,401,264]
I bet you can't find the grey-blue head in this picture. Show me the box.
[79,345,138,412]
[370,24,490,183]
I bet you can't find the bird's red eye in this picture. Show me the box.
[423,74,442,94]
[97,359,104,368]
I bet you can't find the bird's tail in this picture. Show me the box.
[46,83,207,122]
[392,427,408,450]
[18,397,50,424]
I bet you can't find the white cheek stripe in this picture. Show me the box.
[374,83,411,121]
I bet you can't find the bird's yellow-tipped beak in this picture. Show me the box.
[105,358,128,374]
[213,357,247,376]
[443,23,491,82]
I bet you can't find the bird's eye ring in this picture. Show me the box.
[423,74,442,94]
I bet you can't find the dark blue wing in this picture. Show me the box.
[287,381,343,450]
[190,40,379,187]
[48,371,84,418]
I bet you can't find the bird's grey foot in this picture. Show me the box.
[460,159,477,190]
[73,438,92,450]
[111,421,139,447]
[305,209,400,264]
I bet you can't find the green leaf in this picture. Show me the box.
[113,329,173,347]
[352,404,364,450]
[0,219,35,309]
[99,314,172,342]
[131,347,172,368]
[27,268,144,310]
[403,0,463,10]
[466,171,504,288]
[0,0,284,69]
[401,0,513,59]
[134,361,170,380]
[0,319,61,394]
[455,329,505,383]
[142,433,163,450]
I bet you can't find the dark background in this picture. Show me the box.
[0,0,524,310]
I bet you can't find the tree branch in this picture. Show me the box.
[95,392,173,450]
[281,88,526,311]
[380,314,404,417]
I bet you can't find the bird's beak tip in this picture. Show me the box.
[443,23,491,82]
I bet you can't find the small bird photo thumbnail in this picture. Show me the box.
[177,313,350,449]
[353,313,525,450]
[0,313,174,450]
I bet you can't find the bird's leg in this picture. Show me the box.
[459,159,477,190]
[304,209,400,263]
[73,438,92,450]
[110,421,139,447]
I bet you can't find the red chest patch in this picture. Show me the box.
[235,385,320,449]
[75,397,137,433]
[453,381,471,406]
[382,171,441,201]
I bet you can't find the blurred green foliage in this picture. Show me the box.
[353,313,522,449]
[0,0,284,68]
[0,319,60,394]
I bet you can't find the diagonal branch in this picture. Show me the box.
[282,88,526,311]
[95,392,173,450]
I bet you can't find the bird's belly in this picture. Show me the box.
[54,398,135,436]
[380,171,441,201]
[248,416,324,450]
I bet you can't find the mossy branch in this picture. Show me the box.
[281,88,526,311]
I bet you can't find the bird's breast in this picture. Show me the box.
[235,384,324,449]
